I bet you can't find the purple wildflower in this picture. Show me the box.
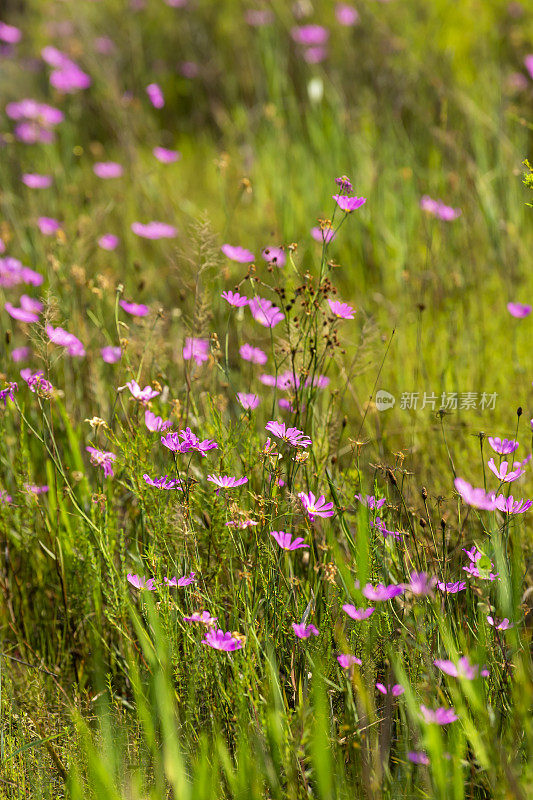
[202,628,244,651]
[355,494,386,511]
[335,4,359,26]
[0,382,17,406]
[47,325,85,357]
[237,393,260,410]
[299,491,334,520]
[462,546,499,581]
[5,302,39,323]
[20,369,53,397]
[488,437,519,455]
[222,290,248,307]
[127,573,156,590]
[164,572,196,587]
[291,25,330,46]
[337,654,362,669]
[487,458,524,483]
[333,194,366,212]
[131,221,177,239]
[120,300,149,317]
[420,705,458,725]
[362,583,403,602]
[98,234,119,250]
[146,83,164,108]
[265,421,312,448]
[507,302,531,318]
[249,297,284,327]
[327,299,356,319]
[101,346,121,363]
[183,337,209,365]
[239,343,267,365]
[270,531,309,551]
[420,196,461,221]
[143,474,183,490]
[119,380,160,403]
[145,410,172,432]
[93,161,123,179]
[487,616,514,630]
[437,580,466,594]
[376,683,404,696]
[221,244,255,263]
[37,217,60,235]
[261,246,286,267]
[311,225,335,243]
[207,475,248,494]
[405,572,437,596]
[0,22,21,43]
[454,478,497,510]
[434,656,487,680]
[494,494,532,514]
[153,146,181,163]
[183,611,217,625]
[22,173,52,189]
[86,446,116,478]
[408,752,430,765]
[292,622,319,639]
[370,517,402,540]
[342,605,375,621]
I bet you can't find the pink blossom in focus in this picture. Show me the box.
[327,298,356,319]
[298,491,334,520]
[333,194,366,212]
[202,628,244,651]
[270,531,309,551]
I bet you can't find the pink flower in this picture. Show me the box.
[266,421,312,448]
[333,194,366,212]
[270,531,309,551]
[183,611,217,625]
[487,458,524,483]
[93,162,123,179]
[291,25,329,46]
[454,478,497,510]
[98,234,119,250]
[164,572,196,587]
[245,9,274,26]
[143,474,183,490]
[153,146,181,163]
[249,297,284,328]
[131,221,177,239]
[86,446,116,478]
[335,3,359,26]
[261,246,286,267]
[22,173,52,189]
[370,517,402,540]
[507,302,531,318]
[101,346,121,363]
[437,580,466,594]
[4,302,39,323]
[355,494,386,511]
[420,195,461,221]
[6,99,63,126]
[119,380,160,402]
[524,54,533,80]
[311,225,335,243]
[161,428,217,456]
[222,290,248,307]
[202,628,244,651]
[207,475,248,493]
[0,22,22,43]
[488,437,519,455]
[298,491,334,520]
[42,48,91,93]
[494,494,532,514]
[183,337,209,365]
[487,616,513,630]
[434,656,486,680]
[237,392,260,410]
[362,583,403,602]
[303,47,328,64]
[342,605,375,621]
[221,244,255,263]
[0,257,43,288]
[405,572,436,596]
[145,410,172,432]
[47,325,85,357]
[37,217,60,235]
[462,546,498,581]
[226,518,258,529]
[11,346,31,362]
[24,483,49,495]
[20,369,53,396]
[120,300,150,317]
[376,683,404,696]
[337,654,362,668]
[146,83,164,108]
[127,573,156,590]
[327,298,356,319]
[239,343,267,365]
[292,622,319,639]
[408,751,429,765]
[420,705,458,725]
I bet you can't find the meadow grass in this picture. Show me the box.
[0,1,532,798]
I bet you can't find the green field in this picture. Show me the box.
[0,1,532,797]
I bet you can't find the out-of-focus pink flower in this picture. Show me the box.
[37,217,60,235]
[408,751,429,765]
[245,9,274,25]
[362,583,403,602]
[119,380,160,403]
[454,478,497,510]
[237,392,260,410]
[376,683,404,696]
[303,46,328,64]
[164,572,196,587]
[420,195,461,221]
[292,622,319,639]
[22,173,52,189]
[524,54,533,80]
[437,580,466,594]
[153,146,181,163]
[131,221,177,239]
[487,457,524,483]
[183,611,217,625]
[119,300,149,317]
[342,605,374,621]
[420,705,458,725]
[0,22,22,43]
[47,325,85,357]
[405,572,437,596]
[101,346,121,363]
[4,302,39,323]
[183,336,209,365]
[291,25,330,46]
[507,302,531,318]
[179,61,199,78]
[146,83,164,108]
[335,4,360,26]
[221,244,255,263]
[261,246,286,267]
[239,343,267,364]
[98,234,119,250]
[93,161,123,179]
[249,297,284,327]
[11,346,31,362]
[487,616,513,630]
[311,225,335,243]
[434,656,487,680]
[144,409,172,432]
[337,654,362,668]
